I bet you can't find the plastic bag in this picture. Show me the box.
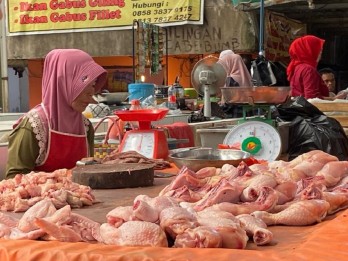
[274,96,323,121]
[274,97,348,160]
[84,103,110,118]
[287,115,348,161]
[251,56,276,86]
[251,56,289,87]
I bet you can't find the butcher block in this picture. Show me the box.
[72,163,155,189]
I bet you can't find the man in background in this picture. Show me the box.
[319,67,337,97]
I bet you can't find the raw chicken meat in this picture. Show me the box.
[106,206,136,227]
[2,225,46,240]
[174,226,222,248]
[271,182,325,213]
[195,167,219,178]
[291,152,338,177]
[34,218,82,242]
[159,167,209,196]
[68,213,102,242]
[316,161,348,187]
[159,206,198,239]
[0,168,96,212]
[133,195,179,223]
[196,209,248,249]
[193,179,245,211]
[323,190,348,214]
[164,185,203,202]
[252,199,330,226]
[288,150,338,168]
[99,221,168,247]
[206,186,278,216]
[240,174,278,202]
[274,181,297,205]
[236,214,273,246]
[17,199,56,232]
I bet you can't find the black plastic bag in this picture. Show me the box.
[251,56,273,86]
[273,96,348,160]
[269,61,289,86]
[252,56,289,87]
[287,115,348,161]
[275,96,324,121]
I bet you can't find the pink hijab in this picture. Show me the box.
[218,50,253,87]
[287,35,325,81]
[40,49,107,134]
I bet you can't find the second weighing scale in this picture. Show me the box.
[223,104,282,162]
[115,109,169,159]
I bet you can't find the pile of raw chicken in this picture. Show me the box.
[0,150,348,249]
[0,169,96,212]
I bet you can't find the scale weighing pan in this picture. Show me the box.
[115,109,169,129]
[221,86,290,104]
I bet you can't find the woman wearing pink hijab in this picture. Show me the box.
[218,50,253,117]
[218,50,253,88]
[5,49,107,178]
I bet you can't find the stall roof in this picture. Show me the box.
[238,0,348,36]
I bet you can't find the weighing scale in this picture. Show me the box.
[114,109,169,159]
[223,104,283,162]
[221,0,284,162]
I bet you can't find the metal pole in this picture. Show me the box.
[259,0,265,56]
[132,20,137,83]
[0,0,8,112]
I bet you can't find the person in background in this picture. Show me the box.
[287,35,345,100]
[5,49,107,178]
[218,50,253,118]
[319,67,337,97]
[218,50,253,88]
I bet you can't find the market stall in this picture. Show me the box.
[0,171,347,261]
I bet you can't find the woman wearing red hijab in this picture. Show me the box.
[5,49,107,178]
[287,35,329,99]
[287,35,346,100]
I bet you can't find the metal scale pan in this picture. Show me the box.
[220,86,290,105]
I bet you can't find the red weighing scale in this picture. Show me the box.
[114,109,169,159]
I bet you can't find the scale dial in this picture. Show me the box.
[121,132,155,158]
[223,121,282,162]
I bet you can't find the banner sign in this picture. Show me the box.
[265,10,306,63]
[7,0,204,35]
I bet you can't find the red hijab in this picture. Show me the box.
[286,35,325,81]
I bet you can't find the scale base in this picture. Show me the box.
[119,129,169,159]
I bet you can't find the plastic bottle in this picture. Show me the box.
[128,99,142,129]
[167,85,177,110]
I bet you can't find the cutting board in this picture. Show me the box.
[72,163,154,189]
